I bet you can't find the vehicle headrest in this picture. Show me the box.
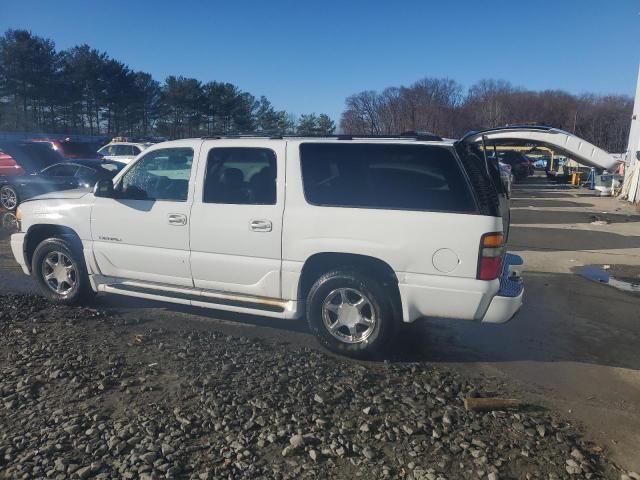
[221,167,244,186]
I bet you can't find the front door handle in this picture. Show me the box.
[168,213,187,226]
[250,219,272,232]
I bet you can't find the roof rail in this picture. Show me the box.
[200,131,445,141]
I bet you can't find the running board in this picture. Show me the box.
[97,279,301,318]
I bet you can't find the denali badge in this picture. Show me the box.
[98,236,122,242]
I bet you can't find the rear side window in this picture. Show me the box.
[300,143,476,212]
[203,148,276,205]
[42,164,79,176]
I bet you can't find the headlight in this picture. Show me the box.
[15,207,22,231]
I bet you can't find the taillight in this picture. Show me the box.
[478,233,504,280]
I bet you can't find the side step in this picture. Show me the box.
[96,279,301,319]
[108,283,285,312]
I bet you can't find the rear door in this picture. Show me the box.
[189,140,285,298]
[459,126,619,170]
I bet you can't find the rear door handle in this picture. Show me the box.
[250,219,272,232]
[168,213,187,226]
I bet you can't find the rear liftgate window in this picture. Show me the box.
[300,143,476,212]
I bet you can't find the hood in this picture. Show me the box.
[23,188,91,203]
[458,126,619,170]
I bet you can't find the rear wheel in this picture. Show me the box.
[306,269,397,357]
[32,238,93,305]
[0,185,19,211]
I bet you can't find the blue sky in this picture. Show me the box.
[2,0,639,122]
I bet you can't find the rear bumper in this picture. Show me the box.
[481,253,524,324]
[10,232,29,275]
[398,253,524,324]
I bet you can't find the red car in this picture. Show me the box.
[0,149,25,176]
[31,138,102,160]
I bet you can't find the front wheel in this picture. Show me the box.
[32,238,93,305]
[0,185,19,211]
[306,269,398,357]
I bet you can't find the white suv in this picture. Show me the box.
[10,127,617,356]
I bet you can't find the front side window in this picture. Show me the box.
[203,148,276,205]
[300,143,476,212]
[119,148,193,201]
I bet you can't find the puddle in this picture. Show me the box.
[575,264,640,293]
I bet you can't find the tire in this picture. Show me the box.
[0,185,19,211]
[306,269,398,357]
[31,237,93,305]
[1,211,18,231]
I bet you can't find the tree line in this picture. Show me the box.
[340,78,632,152]
[0,29,335,138]
[1,28,632,151]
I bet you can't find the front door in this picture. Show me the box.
[189,141,285,298]
[91,145,197,287]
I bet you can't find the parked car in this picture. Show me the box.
[31,138,102,160]
[0,141,64,173]
[0,159,124,211]
[498,151,532,180]
[9,126,618,356]
[0,148,26,177]
[98,141,151,164]
[498,161,513,197]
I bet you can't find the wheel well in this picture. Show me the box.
[24,225,82,271]
[298,253,399,301]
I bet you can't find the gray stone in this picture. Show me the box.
[76,466,92,479]
[362,447,375,460]
[289,434,305,449]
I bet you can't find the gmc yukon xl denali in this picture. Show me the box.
[10,126,618,356]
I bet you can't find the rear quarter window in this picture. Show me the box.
[300,143,476,213]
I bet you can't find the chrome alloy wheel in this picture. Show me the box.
[42,251,77,296]
[322,288,376,344]
[0,186,17,210]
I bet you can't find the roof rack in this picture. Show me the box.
[200,131,444,141]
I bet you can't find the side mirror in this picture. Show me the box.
[94,179,115,198]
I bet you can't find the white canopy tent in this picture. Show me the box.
[620,66,640,203]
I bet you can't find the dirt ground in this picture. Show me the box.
[1,174,640,478]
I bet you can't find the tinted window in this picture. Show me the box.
[300,143,475,212]
[75,166,97,177]
[119,148,193,201]
[132,146,141,155]
[61,142,98,157]
[42,164,79,177]
[203,148,276,205]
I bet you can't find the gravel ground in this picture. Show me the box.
[0,294,622,480]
